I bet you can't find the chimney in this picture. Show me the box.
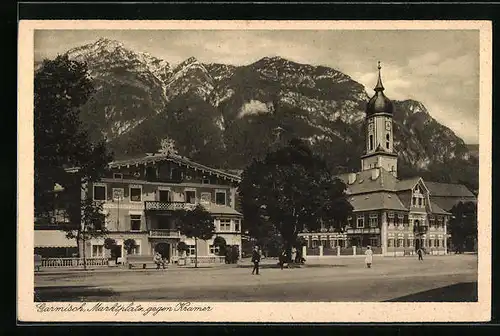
[371,168,380,180]
[348,173,357,185]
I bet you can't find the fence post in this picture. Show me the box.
[302,245,307,258]
[319,245,323,256]
[337,246,340,256]
[353,246,357,256]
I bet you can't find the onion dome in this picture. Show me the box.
[366,62,394,116]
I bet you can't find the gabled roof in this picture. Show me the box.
[429,201,451,215]
[424,181,476,198]
[429,197,476,212]
[203,204,242,216]
[337,168,398,194]
[109,152,241,183]
[395,177,422,191]
[348,192,408,212]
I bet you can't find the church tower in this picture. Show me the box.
[360,62,398,177]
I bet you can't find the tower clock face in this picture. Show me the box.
[385,121,391,130]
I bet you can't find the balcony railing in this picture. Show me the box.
[346,228,381,234]
[145,201,197,211]
[149,229,181,238]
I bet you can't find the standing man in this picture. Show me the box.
[251,246,261,275]
[417,247,424,261]
[364,245,373,268]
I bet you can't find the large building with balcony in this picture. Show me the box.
[299,63,477,256]
[37,152,244,263]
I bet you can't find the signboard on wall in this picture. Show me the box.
[113,188,124,201]
[200,192,211,205]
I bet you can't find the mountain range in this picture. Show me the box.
[37,38,478,189]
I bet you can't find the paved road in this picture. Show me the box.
[34,255,478,302]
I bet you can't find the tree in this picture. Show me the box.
[64,198,109,269]
[239,138,353,260]
[177,205,216,268]
[449,201,478,253]
[34,55,113,259]
[213,236,228,257]
[124,239,137,255]
[104,238,120,263]
[176,241,189,257]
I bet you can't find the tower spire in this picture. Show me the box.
[374,61,385,92]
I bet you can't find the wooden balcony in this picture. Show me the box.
[149,229,181,238]
[144,201,196,211]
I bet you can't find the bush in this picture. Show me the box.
[225,245,240,264]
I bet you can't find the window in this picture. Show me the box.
[219,219,231,231]
[429,216,435,225]
[202,177,211,184]
[171,168,183,180]
[209,245,220,255]
[356,215,365,228]
[369,214,378,228]
[93,185,106,201]
[234,219,241,232]
[387,212,394,225]
[130,215,141,231]
[435,239,440,247]
[369,135,374,151]
[412,197,417,206]
[388,239,394,247]
[429,240,434,248]
[130,186,142,202]
[158,189,170,202]
[185,190,196,204]
[113,173,123,179]
[397,239,404,248]
[215,190,226,205]
[187,245,196,256]
[386,133,390,149]
[312,240,319,248]
[418,198,422,207]
[369,237,379,247]
[406,239,412,247]
[92,245,104,257]
[397,214,404,225]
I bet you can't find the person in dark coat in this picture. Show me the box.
[417,248,424,261]
[279,250,287,270]
[251,246,261,275]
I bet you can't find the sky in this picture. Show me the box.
[34,29,480,144]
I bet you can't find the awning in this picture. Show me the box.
[35,230,77,248]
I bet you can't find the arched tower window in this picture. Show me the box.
[369,135,374,151]
[386,133,390,149]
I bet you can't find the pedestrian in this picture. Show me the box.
[153,252,163,269]
[417,248,424,261]
[291,247,297,264]
[365,245,373,268]
[279,250,286,270]
[251,246,261,275]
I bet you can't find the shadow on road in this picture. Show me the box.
[35,286,116,302]
[386,282,478,302]
[237,264,347,269]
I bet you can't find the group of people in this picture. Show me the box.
[153,252,169,269]
[250,245,426,275]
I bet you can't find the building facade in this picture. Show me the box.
[35,151,243,263]
[300,63,477,256]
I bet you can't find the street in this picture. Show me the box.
[34,254,478,302]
